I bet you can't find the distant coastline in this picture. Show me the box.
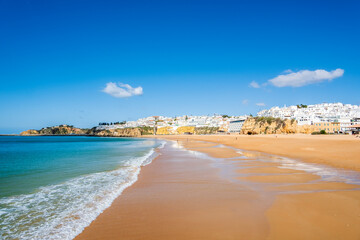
[2,134,89,137]
[19,125,143,137]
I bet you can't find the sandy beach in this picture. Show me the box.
[152,134,360,171]
[76,135,360,240]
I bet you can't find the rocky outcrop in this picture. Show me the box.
[176,126,195,134]
[241,117,314,135]
[21,125,142,137]
[20,118,316,137]
[156,126,219,135]
[195,127,219,135]
[20,125,87,136]
[20,129,41,135]
[93,128,142,137]
[156,127,174,135]
[156,126,196,135]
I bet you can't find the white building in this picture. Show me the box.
[257,103,360,126]
[96,114,249,132]
[228,119,246,133]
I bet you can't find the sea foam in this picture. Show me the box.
[0,143,163,240]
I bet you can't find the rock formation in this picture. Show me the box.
[20,125,142,137]
[20,118,315,137]
[241,117,314,135]
[93,128,142,137]
[20,125,87,135]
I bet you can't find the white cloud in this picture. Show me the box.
[256,103,266,106]
[249,81,260,88]
[242,99,249,105]
[269,68,344,87]
[102,82,143,98]
[283,69,293,73]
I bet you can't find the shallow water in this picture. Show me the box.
[0,136,164,240]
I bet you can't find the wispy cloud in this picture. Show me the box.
[256,103,265,106]
[102,82,143,98]
[242,99,249,105]
[268,68,344,87]
[283,69,293,73]
[249,81,260,88]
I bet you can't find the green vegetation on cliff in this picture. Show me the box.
[138,126,154,135]
[195,127,219,135]
[254,116,286,130]
[254,116,283,125]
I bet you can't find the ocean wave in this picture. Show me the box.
[0,145,161,240]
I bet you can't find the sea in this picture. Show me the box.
[0,136,164,240]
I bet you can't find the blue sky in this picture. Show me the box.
[1,0,360,134]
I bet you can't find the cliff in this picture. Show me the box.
[20,129,41,135]
[194,127,219,135]
[156,126,197,135]
[156,127,174,135]
[20,125,142,137]
[176,126,195,134]
[20,118,315,137]
[156,126,220,135]
[92,128,142,137]
[20,125,87,136]
[240,117,314,135]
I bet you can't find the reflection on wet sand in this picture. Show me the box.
[76,138,360,240]
[176,139,360,240]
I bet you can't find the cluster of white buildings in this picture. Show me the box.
[257,103,360,132]
[96,103,360,134]
[96,115,247,132]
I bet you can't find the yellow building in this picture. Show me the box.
[313,122,340,133]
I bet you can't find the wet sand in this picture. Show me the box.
[239,173,321,183]
[150,134,360,171]
[238,166,304,174]
[75,141,270,240]
[76,137,360,240]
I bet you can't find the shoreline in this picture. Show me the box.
[75,140,272,240]
[0,137,164,240]
[145,134,360,172]
[75,136,360,239]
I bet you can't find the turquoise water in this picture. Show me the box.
[0,136,164,240]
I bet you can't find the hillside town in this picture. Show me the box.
[257,103,360,133]
[95,103,360,135]
[97,115,248,133]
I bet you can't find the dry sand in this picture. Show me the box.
[76,135,360,240]
[267,191,360,240]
